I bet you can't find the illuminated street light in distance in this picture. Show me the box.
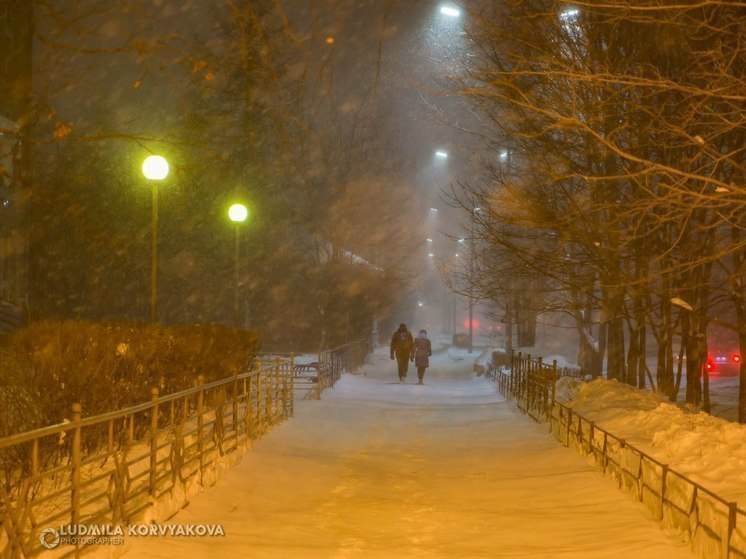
[458,238,466,244]
[430,208,439,213]
[560,8,579,19]
[435,150,448,159]
[426,238,433,242]
[440,6,460,17]
[228,203,248,223]
[142,155,169,180]
[428,253,434,258]
[499,150,508,160]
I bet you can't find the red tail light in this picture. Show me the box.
[734,354,742,364]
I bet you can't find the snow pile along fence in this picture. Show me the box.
[0,358,294,559]
[550,403,744,559]
[493,352,746,559]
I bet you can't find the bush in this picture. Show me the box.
[0,320,261,431]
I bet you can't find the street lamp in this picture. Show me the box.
[468,207,482,353]
[671,297,744,334]
[141,155,169,323]
[228,203,249,325]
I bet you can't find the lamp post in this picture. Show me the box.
[467,207,481,354]
[141,155,169,324]
[228,203,248,325]
[452,252,459,336]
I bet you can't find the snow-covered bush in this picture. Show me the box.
[2,320,261,429]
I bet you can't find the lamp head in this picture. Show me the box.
[142,155,169,180]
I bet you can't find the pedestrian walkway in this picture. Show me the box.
[120,349,694,559]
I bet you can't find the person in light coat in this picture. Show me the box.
[411,329,432,384]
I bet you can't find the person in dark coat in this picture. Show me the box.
[390,323,414,383]
[411,329,432,384]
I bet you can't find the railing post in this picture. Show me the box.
[197,375,205,483]
[521,352,526,401]
[257,361,272,424]
[274,358,281,419]
[510,351,517,397]
[537,356,544,414]
[289,353,295,417]
[724,502,737,559]
[255,360,263,427]
[245,375,255,442]
[232,373,239,448]
[31,439,39,478]
[660,464,668,521]
[551,359,557,405]
[128,413,135,445]
[70,403,82,528]
[316,353,323,400]
[512,352,517,397]
[281,358,289,417]
[149,387,159,498]
[107,418,114,454]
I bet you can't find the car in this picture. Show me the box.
[706,351,742,376]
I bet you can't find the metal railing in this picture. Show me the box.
[284,339,371,400]
[492,351,746,559]
[489,352,566,422]
[316,339,370,397]
[0,358,294,558]
[550,402,746,559]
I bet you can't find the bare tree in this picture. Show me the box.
[447,0,745,415]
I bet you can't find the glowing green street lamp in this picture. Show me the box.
[142,155,170,323]
[228,203,249,324]
[228,203,248,224]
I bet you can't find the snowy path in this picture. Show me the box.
[119,349,694,559]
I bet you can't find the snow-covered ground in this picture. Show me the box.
[556,376,746,507]
[109,347,694,558]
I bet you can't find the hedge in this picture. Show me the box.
[0,319,261,436]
